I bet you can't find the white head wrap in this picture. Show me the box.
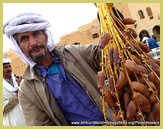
[3,12,55,68]
[3,58,11,64]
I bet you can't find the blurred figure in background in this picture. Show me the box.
[142,36,159,49]
[3,58,26,126]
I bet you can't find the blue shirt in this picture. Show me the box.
[35,54,104,126]
[147,38,159,49]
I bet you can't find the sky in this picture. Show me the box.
[3,3,98,54]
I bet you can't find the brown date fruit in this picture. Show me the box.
[133,92,150,113]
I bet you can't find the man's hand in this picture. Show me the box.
[3,96,18,113]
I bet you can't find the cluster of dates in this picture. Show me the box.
[98,39,160,125]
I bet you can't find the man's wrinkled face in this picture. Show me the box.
[3,63,12,79]
[16,30,48,61]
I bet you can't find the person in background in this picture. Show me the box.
[142,36,159,49]
[3,58,26,126]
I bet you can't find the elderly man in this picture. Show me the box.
[4,12,109,126]
[3,58,26,126]
[4,12,135,126]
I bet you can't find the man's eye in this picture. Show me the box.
[21,36,28,42]
[33,31,40,36]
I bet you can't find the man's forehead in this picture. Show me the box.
[3,63,11,66]
[17,30,41,36]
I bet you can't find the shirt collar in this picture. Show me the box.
[51,52,60,63]
[35,52,60,77]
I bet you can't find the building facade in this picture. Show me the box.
[57,19,101,46]
[116,3,160,41]
[58,3,160,46]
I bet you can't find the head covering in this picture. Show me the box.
[3,58,11,64]
[3,12,55,68]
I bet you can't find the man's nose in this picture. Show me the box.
[8,67,12,71]
[29,36,37,46]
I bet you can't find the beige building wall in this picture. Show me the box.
[116,3,160,40]
[58,3,160,46]
[57,19,101,46]
[115,3,132,18]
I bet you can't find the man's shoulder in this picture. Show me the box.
[19,75,39,96]
[23,65,40,80]
[53,44,99,60]
[54,44,97,50]
[19,78,30,96]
